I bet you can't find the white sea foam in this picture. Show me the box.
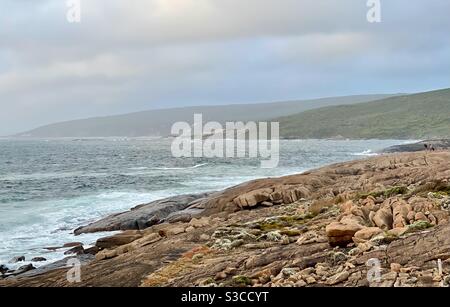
[0,138,408,268]
[352,149,379,156]
[0,171,109,181]
[0,191,165,267]
[151,163,209,170]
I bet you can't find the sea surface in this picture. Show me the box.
[0,138,409,267]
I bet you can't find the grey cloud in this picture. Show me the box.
[0,0,449,135]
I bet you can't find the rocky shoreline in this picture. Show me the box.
[382,139,450,153]
[1,151,450,287]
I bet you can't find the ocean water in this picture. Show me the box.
[0,138,406,268]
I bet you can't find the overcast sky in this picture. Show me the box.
[0,0,449,135]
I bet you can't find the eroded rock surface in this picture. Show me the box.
[2,152,450,287]
[74,193,211,235]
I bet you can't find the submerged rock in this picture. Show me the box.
[9,256,25,263]
[0,265,8,274]
[3,264,36,277]
[7,254,95,279]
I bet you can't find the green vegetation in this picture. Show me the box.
[407,221,433,233]
[357,186,408,199]
[384,186,409,197]
[202,277,216,285]
[251,213,314,232]
[276,88,450,139]
[232,275,252,286]
[19,94,393,137]
[410,180,450,197]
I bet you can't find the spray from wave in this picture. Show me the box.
[352,149,379,157]
[150,163,209,170]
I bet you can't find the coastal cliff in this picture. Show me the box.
[2,151,450,287]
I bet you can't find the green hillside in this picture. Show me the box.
[277,88,450,139]
[17,94,392,138]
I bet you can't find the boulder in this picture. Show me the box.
[281,186,310,204]
[368,211,377,226]
[431,210,450,225]
[407,211,416,222]
[362,196,376,208]
[340,201,354,215]
[362,198,380,215]
[327,271,350,285]
[95,231,143,249]
[373,206,393,230]
[31,257,47,262]
[0,265,8,274]
[326,222,363,247]
[340,214,365,226]
[353,227,383,243]
[64,245,85,255]
[84,246,100,255]
[306,276,317,284]
[428,213,437,225]
[340,201,365,220]
[351,207,366,220]
[386,227,408,237]
[13,264,35,276]
[392,199,411,228]
[233,188,273,208]
[315,264,330,277]
[415,212,429,223]
[393,216,407,229]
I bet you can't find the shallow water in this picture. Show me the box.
[0,138,408,267]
